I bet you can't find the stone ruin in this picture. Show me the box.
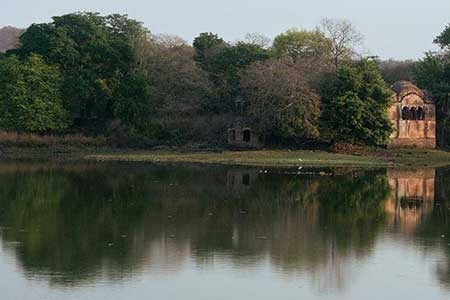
[388,81,436,148]
[227,118,262,149]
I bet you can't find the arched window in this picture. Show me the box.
[417,107,425,120]
[410,107,417,120]
[243,129,251,142]
[402,106,410,120]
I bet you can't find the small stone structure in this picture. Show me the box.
[227,118,262,149]
[388,81,436,148]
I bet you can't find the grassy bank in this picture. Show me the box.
[85,148,450,168]
[0,132,107,160]
[0,131,106,147]
[1,131,449,168]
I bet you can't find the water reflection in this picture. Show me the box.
[386,168,436,235]
[0,162,448,298]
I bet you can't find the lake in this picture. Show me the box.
[0,162,449,300]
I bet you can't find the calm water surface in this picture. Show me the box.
[0,162,449,300]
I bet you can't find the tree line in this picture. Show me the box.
[0,12,444,148]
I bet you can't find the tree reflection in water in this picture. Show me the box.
[0,162,448,292]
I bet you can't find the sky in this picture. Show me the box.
[1,0,449,60]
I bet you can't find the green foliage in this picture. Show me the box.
[0,13,395,148]
[272,29,334,85]
[272,29,330,63]
[320,59,392,146]
[0,54,69,132]
[414,23,450,146]
[414,53,450,145]
[11,12,148,129]
[193,32,226,66]
[414,53,450,101]
[199,41,270,113]
[112,74,153,133]
[434,24,450,49]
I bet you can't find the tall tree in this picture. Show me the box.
[434,24,450,50]
[132,34,212,143]
[193,32,226,66]
[241,59,321,143]
[414,23,450,146]
[272,29,333,82]
[198,41,270,113]
[319,58,392,146]
[0,54,69,132]
[272,29,330,64]
[10,13,148,131]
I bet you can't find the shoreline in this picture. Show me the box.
[1,146,450,168]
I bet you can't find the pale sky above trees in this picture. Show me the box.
[2,0,449,59]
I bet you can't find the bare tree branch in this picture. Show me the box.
[319,18,364,68]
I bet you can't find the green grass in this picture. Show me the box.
[85,148,450,168]
[375,148,450,167]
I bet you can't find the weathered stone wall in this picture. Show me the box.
[227,127,262,149]
[388,92,436,148]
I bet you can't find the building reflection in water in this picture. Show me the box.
[226,169,258,194]
[385,168,435,235]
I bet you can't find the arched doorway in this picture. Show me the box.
[243,130,251,142]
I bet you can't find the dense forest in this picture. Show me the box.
[0,13,449,148]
